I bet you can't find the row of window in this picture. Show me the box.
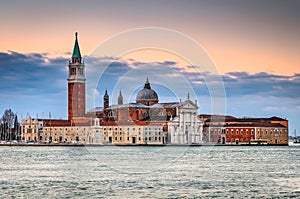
[229,138,249,142]
[43,132,91,137]
[213,129,254,135]
[103,131,161,136]
[257,129,285,135]
[37,136,90,143]
[105,136,162,142]
[103,127,161,131]
[211,128,286,135]
[44,127,86,131]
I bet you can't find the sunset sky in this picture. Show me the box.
[0,0,299,134]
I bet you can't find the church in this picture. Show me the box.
[22,32,204,145]
[21,33,288,145]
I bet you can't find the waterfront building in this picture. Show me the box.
[22,117,44,142]
[21,32,289,146]
[168,95,203,144]
[101,123,166,145]
[22,117,102,144]
[202,116,289,145]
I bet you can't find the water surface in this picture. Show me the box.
[1,146,299,198]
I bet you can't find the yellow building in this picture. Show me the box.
[22,118,102,145]
[102,125,166,145]
[255,126,288,145]
[21,117,43,142]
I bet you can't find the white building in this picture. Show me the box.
[168,96,203,144]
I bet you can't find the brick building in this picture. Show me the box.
[202,115,288,145]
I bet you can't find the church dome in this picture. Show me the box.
[136,78,159,106]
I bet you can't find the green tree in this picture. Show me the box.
[13,115,21,141]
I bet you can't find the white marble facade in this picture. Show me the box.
[168,96,203,144]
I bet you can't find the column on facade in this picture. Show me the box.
[193,112,196,143]
[190,112,193,144]
[194,112,198,143]
[183,112,187,144]
[174,125,177,144]
[208,127,211,143]
[200,124,203,143]
[179,111,183,144]
[190,112,194,143]
[170,124,175,144]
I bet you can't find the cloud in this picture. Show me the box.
[1,52,299,101]
[1,51,299,129]
[0,51,67,95]
[222,72,300,98]
[0,51,69,118]
[77,55,300,110]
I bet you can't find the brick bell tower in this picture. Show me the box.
[68,32,86,121]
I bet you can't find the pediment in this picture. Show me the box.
[180,100,198,109]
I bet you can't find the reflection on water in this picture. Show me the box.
[0,146,300,198]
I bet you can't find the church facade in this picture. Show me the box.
[168,98,203,144]
[21,33,288,145]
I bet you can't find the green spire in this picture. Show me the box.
[72,32,81,58]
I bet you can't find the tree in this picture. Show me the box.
[1,109,15,141]
[0,118,3,140]
[13,115,21,141]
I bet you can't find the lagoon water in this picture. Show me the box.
[1,146,299,198]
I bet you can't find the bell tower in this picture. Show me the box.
[118,90,123,105]
[68,32,86,120]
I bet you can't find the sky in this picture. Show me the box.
[0,0,299,134]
